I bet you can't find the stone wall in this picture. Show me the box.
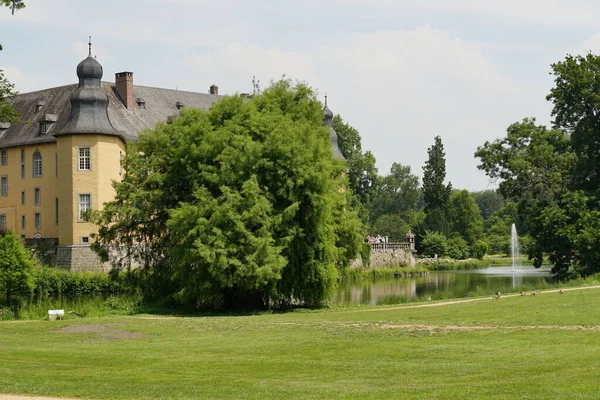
[56,245,111,272]
[350,248,415,268]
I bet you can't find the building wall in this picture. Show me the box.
[0,142,59,239]
[56,134,126,246]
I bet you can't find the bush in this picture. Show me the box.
[420,231,447,257]
[32,267,135,295]
[446,236,469,260]
[472,240,488,260]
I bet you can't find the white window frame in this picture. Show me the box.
[1,175,7,196]
[1,150,7,166]
[39,123,47,135]
[34,188,41,205]
[78,147,91,171]
[81,236,90,244]
[32,151,42,177]
[78,193,91,221]
[34,212,41,229]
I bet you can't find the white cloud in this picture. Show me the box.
[315,27,536,189]
[186,43,317,95]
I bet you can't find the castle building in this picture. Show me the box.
[0,43,344,270]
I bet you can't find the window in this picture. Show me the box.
[34,212,41,229]
[81,236,89,244]
[1,150,7,166]
[55,153,58,177]
[34,188,41,205]
[21,215,25,230]
[20,149,24,163]
[21,149,25,178]
[0,214,5,231]
[33,151,42,177]
[55,198,59,224]
[78,194,91,221]
[39,123,47,135]
[78,147,91,171]
[21,191,25,205]
[1,176,7,196]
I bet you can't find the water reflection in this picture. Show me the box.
[333,266,553,305]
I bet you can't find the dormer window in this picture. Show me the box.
[39,123,48,135]
[136,98,146,109]
[176,101,184,110]
[35,102,45,112]
[0,123,10,139]
[38,114,57,136]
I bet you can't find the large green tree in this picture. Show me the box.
[449,190,483,246]
[0,68,20,123]
[94,80,362,309]
[422,136,452,233]
[332,115,379,221]
[547,53,600,199]
[370,162,420,224]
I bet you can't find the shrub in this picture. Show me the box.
[32,267,135,295]
[472,240,488,260]
[446,236,469,260]
[420,231,447,257]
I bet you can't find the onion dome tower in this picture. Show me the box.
[58,38,117,136]
[323,95,345,160]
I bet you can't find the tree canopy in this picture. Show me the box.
[93,80,362,309]
[422,136,452,233]
[0,232,35,304]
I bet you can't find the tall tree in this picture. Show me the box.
[94,80,362,309]
[332,115,380,221]
[471,190,504,220]
[547,53,600,198]
[449,190,483,246]
[422,136,452,232]
[370,162,420,224]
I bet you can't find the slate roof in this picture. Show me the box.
[0,83,220,149]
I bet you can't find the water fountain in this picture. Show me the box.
[511,223,520,272]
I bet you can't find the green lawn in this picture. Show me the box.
[2,288,600,399]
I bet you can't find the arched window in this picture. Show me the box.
[33,151,42,177]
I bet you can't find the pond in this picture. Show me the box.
[333,265,554,305]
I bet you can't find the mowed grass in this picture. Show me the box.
[2,288,600,399]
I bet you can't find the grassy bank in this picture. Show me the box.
[342,265,428,280]
[2,285,600,398]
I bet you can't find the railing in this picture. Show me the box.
[370,242,412,251]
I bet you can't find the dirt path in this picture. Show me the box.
[351,284,600,312]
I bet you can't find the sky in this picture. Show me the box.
[2,0,600,191]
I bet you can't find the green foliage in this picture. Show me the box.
[547,53,600,197]
[422,136,452,222]
[472,240,488,260]
[94,80,362,309]
[471,190,504,220]
[370,162,420,224]
[420,231,447,258]
[0,232,35,304]
[1,0,25,14]
[31,267,132,295]
[446,236,469,260]
[475,118,573,201]
[449,190,483,245]
[0,68,21,123]
[371,213,410,242]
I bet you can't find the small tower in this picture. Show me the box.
[322,95,344,160]
[406,230,416,252]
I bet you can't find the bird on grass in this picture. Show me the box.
[559,290,564,294]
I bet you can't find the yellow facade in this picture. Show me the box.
[0,135,125,245]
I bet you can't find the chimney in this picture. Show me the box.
[115,72,134,110]
[209,84,219,95]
